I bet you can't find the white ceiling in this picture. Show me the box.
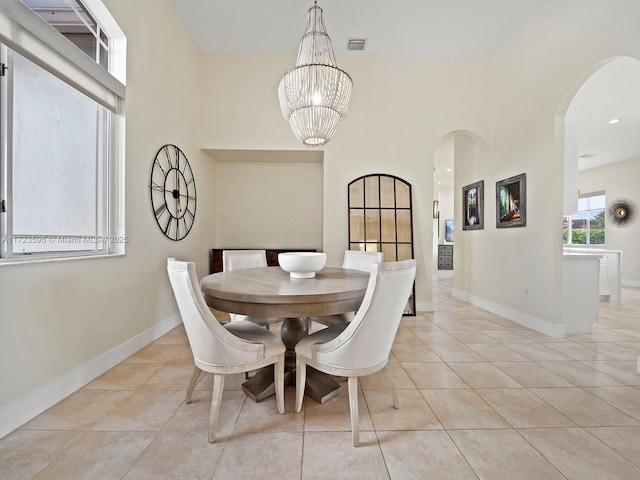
[566,57,640,171]
[169,0,640,179]
[168,0,554,59]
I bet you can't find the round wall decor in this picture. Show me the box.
[607,198,636,228]
[149,144,197,241]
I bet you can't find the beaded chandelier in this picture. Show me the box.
[278,1,353,147]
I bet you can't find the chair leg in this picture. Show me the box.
[275,353,285,414]
[348,376,360,447]
[295,356,307,413]
[383,366,399,409]
[185,366,203,404]
[208,374,225,443]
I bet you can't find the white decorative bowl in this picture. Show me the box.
[278,252,327,279]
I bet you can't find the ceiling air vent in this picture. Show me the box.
[347,38,366,51]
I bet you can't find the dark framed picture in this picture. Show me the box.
[462,180,484,230]
[496,173,526,228]
[445,219,454,242]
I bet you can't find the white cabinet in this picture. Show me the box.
[563,248,622,303]
[562,254,601,334]
[597,251,621,302]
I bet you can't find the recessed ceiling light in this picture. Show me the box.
[608,118,621,124]
[446,168,452,172]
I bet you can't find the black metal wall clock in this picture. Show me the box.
[149,144,197,241]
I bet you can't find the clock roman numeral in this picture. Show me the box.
[153,159,167,176]
[154,203,167,218]
[163,146,174,169]
[164,215,173,235]
[174,146,181,171]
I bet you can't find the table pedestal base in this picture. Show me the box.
[241,368,279,403]
[241,316,342,404]
[242,366,341,404]
[304,368,342,404]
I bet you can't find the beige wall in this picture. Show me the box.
[450,133,492,296]
[0,0,215,432]
[200,54,491,306]
[212,158,323,251]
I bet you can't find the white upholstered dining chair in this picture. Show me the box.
[222,250,283,329]
[167,258,285,443]
[295,259,416,446]
[342,250,384,272]
[310,250,383,327]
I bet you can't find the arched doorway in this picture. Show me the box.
[559,56,640,290]
[432,131,489,300]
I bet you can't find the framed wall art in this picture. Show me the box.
[496,173,526,228]
[445,219,454,242]
[462,180,484,230]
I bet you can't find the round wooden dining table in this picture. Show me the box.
[200,266,369,404]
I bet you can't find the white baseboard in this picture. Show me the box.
[622,279,640,288]
[435,271,454,279]
[0,314,182,440]
[415,301,434,313]
[452,289,566,338]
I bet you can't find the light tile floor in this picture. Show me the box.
[2,279,640,479]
